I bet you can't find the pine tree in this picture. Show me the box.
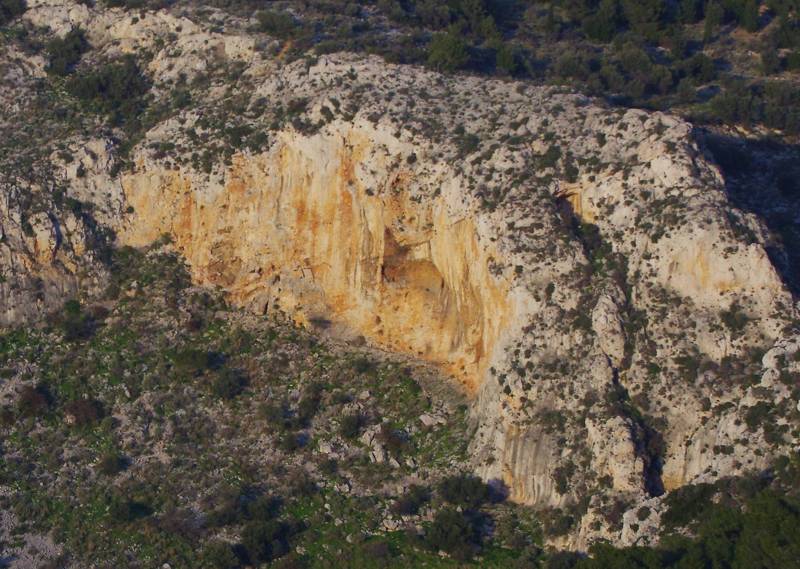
[741,0,760,32]
[704,1,724,43]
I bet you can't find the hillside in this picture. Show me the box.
[0,1,799,568]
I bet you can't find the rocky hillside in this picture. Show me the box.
[1,0,799,566]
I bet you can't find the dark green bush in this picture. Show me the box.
[427,29,469,72]
[66,56,149,126]
[339,412,362,439]
[0,0,25,26]
[211,368,248,399]
[424,508,479,561]
[438,473,490,509]
[241,520,292,564]
[391,484,429,516]
[46,28,89,76]
[17,384,52,418]
[297,382,323,424]
[173,348,211,375]
[96,451,126,476]
[199,541,241,569]
[59,299,96,341]
[255,10,298,38]
[64,398,104,427]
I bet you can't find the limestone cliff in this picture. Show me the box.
[120,126,513,393]
[2,0,799,550]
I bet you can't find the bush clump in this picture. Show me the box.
[0,0,25,26]
[211,368,248,400]
[96,451,126,476]
[438,474,490,509]
[58,299,96,342]
[66,55,149,126]
[391,484,429,516]
[338,412,363,439]
[46,28,89,76]
[17,384,52,418]
[424,508,479,561]
[64,398,104,427]
[255,10,298,39]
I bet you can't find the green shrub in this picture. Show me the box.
[255,10,298,39]
[339,412,363,439]
[17,384,52,418]
[66,56,149,126]
[427,29,469,72]
[58,299,95,342]
[64,398,104,427]
[241,520,292,564]
[173,348,211,375]
[377,423,409,458]
[391,484,429,516]
[438,474,490,509]
[211,368,247,399]
[46,28,89,76]
[352,356,375,374]
[721,302,750,335]
[199,541,241,569]
[0,0,25,26]
[424,508,479,561]
[96,451,126,476]
[582,0,622,42]
[297,382,323,424]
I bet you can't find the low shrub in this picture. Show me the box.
[438,474,490,509]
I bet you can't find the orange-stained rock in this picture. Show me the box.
[121,126,513,393]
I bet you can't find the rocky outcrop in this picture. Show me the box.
[2,0,799,549]
[120,124,513,392]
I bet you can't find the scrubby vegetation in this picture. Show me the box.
[0,238,796,566]
[0,239,541,567]
[131,0,800,137]
[570,456,800,568]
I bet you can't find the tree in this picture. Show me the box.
[46,28,89,76]
[621,0,666,37]
[255,10,298,39]
[582,0,622,43]
[679,0,704,23]
[761,47,782,75]
[0,0,25,26]
[494,41,517,75]
[427,28,469,71]
[438,474,490,509]
[704,1,724,43]
[425,508,479,561]
[741,0,760,32]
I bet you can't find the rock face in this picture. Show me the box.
[2,0,799,549]
[120,125,512,392]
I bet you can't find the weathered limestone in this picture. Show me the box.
[2,0,799,549]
